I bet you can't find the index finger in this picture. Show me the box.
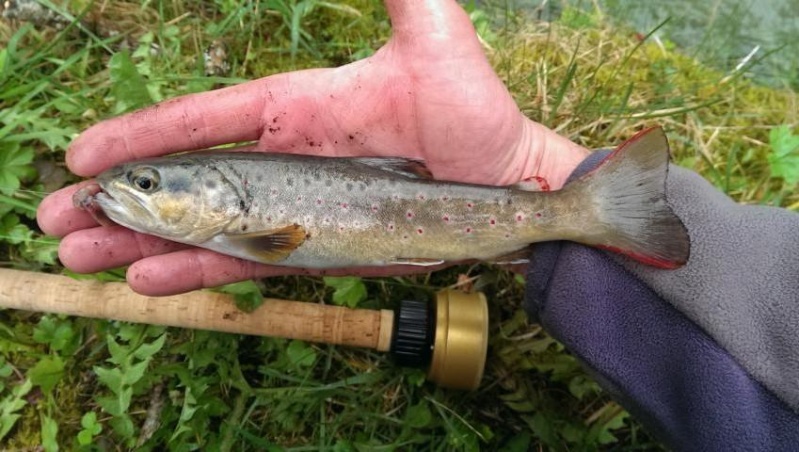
[66,69,327,177]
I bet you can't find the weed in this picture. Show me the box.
[0,0,795,449]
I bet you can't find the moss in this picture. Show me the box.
[0,2,795,449]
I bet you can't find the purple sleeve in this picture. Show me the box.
[525,151,799,450]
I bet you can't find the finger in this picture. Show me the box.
[37,180,103,237]
[126,248,448,296]
[58,226,189,273]
[67,68,330,176]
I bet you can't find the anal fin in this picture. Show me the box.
[391,257,445,267]
[488,247,533,265]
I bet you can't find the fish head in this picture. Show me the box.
[94,159,241,243]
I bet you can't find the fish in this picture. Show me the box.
[74,127,690,269]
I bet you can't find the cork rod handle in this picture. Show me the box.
[0,268,394,351]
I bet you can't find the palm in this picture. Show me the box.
[38,0,587,295]
[284,32,526,185]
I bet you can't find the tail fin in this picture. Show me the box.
[568,127,690,268]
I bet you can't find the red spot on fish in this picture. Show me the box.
[442,215,450,223]
[371,204,379,212]
[442,195,450,201]
[418,194,426,200]
[466,202,474,209]
[406,211,414,219]
[417,228,424,234]
[297,196,302,202]
[387,223,395,231]
[516,214,524,222]
[535,212,543,218]
[340,202,348,209]
[489,219,496,226]
[465,227,473,234]
[317,199,323,205]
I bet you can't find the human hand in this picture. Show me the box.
[38,0,588,295]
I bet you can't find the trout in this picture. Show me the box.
[74,127,690,268]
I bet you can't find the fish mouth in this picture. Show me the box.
[73,183,116,227]
[73,180,151,233]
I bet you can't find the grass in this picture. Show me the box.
[0,0,797,450]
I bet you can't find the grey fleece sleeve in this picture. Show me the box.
[525,154,799,449]
[619,166,799,409]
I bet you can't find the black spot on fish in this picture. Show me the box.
[205,180,217,190]
[256,175,264,182]
[239,200,246,211]
[325,180,333,187]
[286,178,294,186]
[314,173,322,181]
[346,183,354,191]
[241,224,248,231]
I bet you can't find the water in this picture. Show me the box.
[504,0,799,89]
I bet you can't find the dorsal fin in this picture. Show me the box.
[352,157,433,179]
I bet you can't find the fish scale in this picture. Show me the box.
[212,158,538,266]
[77,127,691,269]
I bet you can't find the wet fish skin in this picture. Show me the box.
[80,127,690,269]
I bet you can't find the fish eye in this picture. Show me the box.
[128,167,161,193]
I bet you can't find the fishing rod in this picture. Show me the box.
[0,268,489,390]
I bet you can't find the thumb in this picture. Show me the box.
[384,0,479,44]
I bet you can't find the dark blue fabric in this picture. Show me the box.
[525,152,799,451]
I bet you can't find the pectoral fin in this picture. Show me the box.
[225,224,307,262]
